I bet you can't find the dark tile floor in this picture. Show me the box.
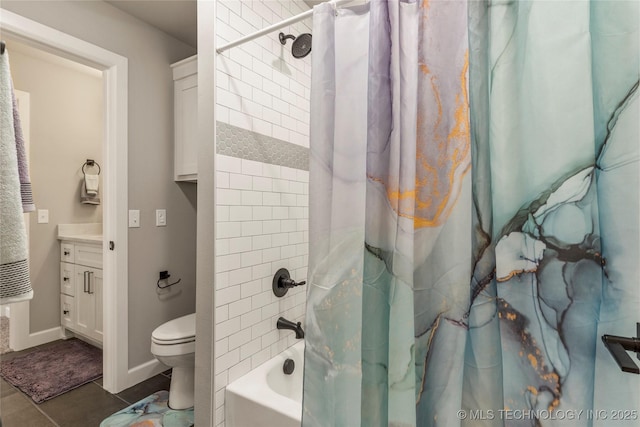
[0,341,172,427]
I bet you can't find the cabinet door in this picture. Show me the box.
[174,74,198,181]
[93,268,103,341]
[74,266,103,342]
[75,266,94,338]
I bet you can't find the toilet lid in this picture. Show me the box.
[152,313,196,343]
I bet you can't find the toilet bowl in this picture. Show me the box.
[150,313,196,410]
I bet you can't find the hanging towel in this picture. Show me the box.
[84,173,99,196]
[0,50,33,304]
[80,178,101,205]
[12,90,34,212]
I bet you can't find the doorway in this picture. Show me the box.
[5,39,104,353]
[0,9,129,393]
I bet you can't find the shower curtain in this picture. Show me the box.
[303,0,640,426]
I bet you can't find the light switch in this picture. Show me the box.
[156,209,167,227]
[128,210,140,228]
[37,209,49,224]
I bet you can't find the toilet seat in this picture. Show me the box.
[152,336,195,345]
[151,313,195,344]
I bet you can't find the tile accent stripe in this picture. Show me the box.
[216,122,309,171]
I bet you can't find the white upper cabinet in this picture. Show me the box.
[172,55,198,182]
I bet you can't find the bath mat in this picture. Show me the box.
[0,338,102,403]
[100,390,194,427]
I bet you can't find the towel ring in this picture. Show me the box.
[82,159,101,175]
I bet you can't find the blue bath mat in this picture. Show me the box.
[100,391,194,427]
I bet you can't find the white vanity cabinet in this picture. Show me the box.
[172,55,198,182]
[60,240,103,343]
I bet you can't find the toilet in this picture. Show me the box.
[150,313,196,410]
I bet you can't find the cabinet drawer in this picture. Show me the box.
[74,244,102,269]
[61,242,75,263]
[60,262,75,296]
[61,294,75,329]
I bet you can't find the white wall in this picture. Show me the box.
[215,2,312,426]
[2,0,198,370]
[7,41,104,333]
[214,155,309,423]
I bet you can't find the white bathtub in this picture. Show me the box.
[225,341,304,427]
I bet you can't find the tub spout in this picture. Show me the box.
[602,323,640,374]
[277,317,304,339]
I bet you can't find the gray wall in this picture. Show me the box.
[2,0,198,368]
[7,42,104,333]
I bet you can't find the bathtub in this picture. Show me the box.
[225,341,304,427]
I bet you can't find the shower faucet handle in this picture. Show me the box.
[272,268,306,297]
[280,277,306,289]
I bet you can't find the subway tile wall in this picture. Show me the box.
[215,155,309,427]
[216,0,312,148]
[215,2,313,425]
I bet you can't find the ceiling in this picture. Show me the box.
[104,0,197,47]
[103,1,329,49]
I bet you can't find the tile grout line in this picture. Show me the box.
[5,380,61,427]
[113,393,132,405]
[93,371,173,407]
[31,402,61,427]
[92,379,133,406]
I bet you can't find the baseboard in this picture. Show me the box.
[12,326,62,351]
[126,358,168,390]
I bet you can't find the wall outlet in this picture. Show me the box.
[128,210,140,228]
[37,209,49,224]
[156,209,167,227]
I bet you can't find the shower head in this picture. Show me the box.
[291,33,312,58]
[279,32,312,59]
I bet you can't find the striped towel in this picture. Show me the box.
[12,89,35,212]
[0,50,33,304]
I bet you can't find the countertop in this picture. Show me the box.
[57,234,103,245]
[57,223,102,245]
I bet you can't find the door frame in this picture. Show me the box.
[1,9,129,393]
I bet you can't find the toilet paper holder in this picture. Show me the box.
[157,270,181,289]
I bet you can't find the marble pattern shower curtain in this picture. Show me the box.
[303,0,639,426]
